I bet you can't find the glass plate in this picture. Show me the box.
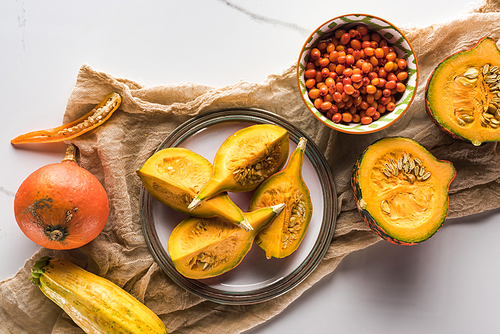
[140,108,337,305]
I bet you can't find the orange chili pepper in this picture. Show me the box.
[11,92,121,144]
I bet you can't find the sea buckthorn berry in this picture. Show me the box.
[356,24,369,36]
[324,93,333,102]
[370,41,379,49]
[398,58,407,69]
[320,41,330,50]
[385,80,397,90]
[366,106,377,117]
[325,77,335,87]
[386,51,397,61]
[343,77,352,86]
[397,71,408,81]
[311,48,321,60]
[379,39,388,47]
[349,29,359,38]
[319,86,329,96]
[350,39,361,50]
[337,55,346,64]
[335,82,344,93]
[352,113,361,123]
[306,62,315,70]
[309,88,320,99]
[396,82,406,93]
[371,77,380,86]
[321,101,332,111]
[378,104,386,113]
[371,33,381,42]
[336,64,346,75]
[332,92,342,103]
[362,77,370,86]
[366,94,375,104]
[361,116,373,125]
[343,68,353,77]
[306,79,316,89]
[329,71,338,79]
[383,88,391,97]
[386,102,396,111]
[378,68,387,78]
[381,46,390,56]
[370,56,379,66]
[344,84,355,95]
[326,109,336,119]
[384,61,395,72]
[366,85,377,95]
[351,74,363,83]
[342,112,352,123]
[374,89,383,100]
[374,48,384,59]
[376,78,387,88]
[326,43,336,53]
[386,72,398,82]
[362,41,371,49]
[362,62,371,73]
[334,29,346,39]
[305,69,316,79]
[329,51,339,62]
[314,98,323,109]
[315,71,323,83]
[364,47,374,56]
[321,67,330,77]
[319,58,330,67]
[352,89,360,98]
[328,62,337,72]
[346,54,355,66]
[340,33,351,45]
[360,101,369,110]
[336,45,346,52]
[331,112,342,123]
[372,111,381,120]
[346,47,354,55]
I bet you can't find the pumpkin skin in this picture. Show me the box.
[168,203,285,279]
[14,145,109,250]
[250,137,312,258]
[426,37,500,146]
[351,137,456,245]
[188,124,289,210]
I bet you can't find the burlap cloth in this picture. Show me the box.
[2,1,500,333]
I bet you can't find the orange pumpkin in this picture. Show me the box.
[14,144,109,249]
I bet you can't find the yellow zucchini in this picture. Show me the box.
[30,257,167,334]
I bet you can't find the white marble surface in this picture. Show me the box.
[2,1,499,333]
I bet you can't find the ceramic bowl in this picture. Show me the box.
[297,14,419,134]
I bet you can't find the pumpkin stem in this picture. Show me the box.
[62,144,78,163]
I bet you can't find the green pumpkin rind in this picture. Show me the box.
[425,37,500,146]
[351,137,456,245]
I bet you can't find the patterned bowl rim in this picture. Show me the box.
[296,13,419,134]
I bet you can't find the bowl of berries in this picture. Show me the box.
[297,14,418,134]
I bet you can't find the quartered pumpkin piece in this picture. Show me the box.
[168,203,285,279]
[11,92,121,144]
[426,37,500,146]
[250,137,312,259]
[188,124,289,210]
[351,137,456,245]
[137,147,252,231]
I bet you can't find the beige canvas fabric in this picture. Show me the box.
[2,1,500,333]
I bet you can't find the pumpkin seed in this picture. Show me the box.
[381,200,391,214]
[464,67,479,79]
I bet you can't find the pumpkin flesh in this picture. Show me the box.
[353,137,456,244]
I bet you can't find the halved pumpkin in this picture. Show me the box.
[426,37,500,146]
[351,137,456,245]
